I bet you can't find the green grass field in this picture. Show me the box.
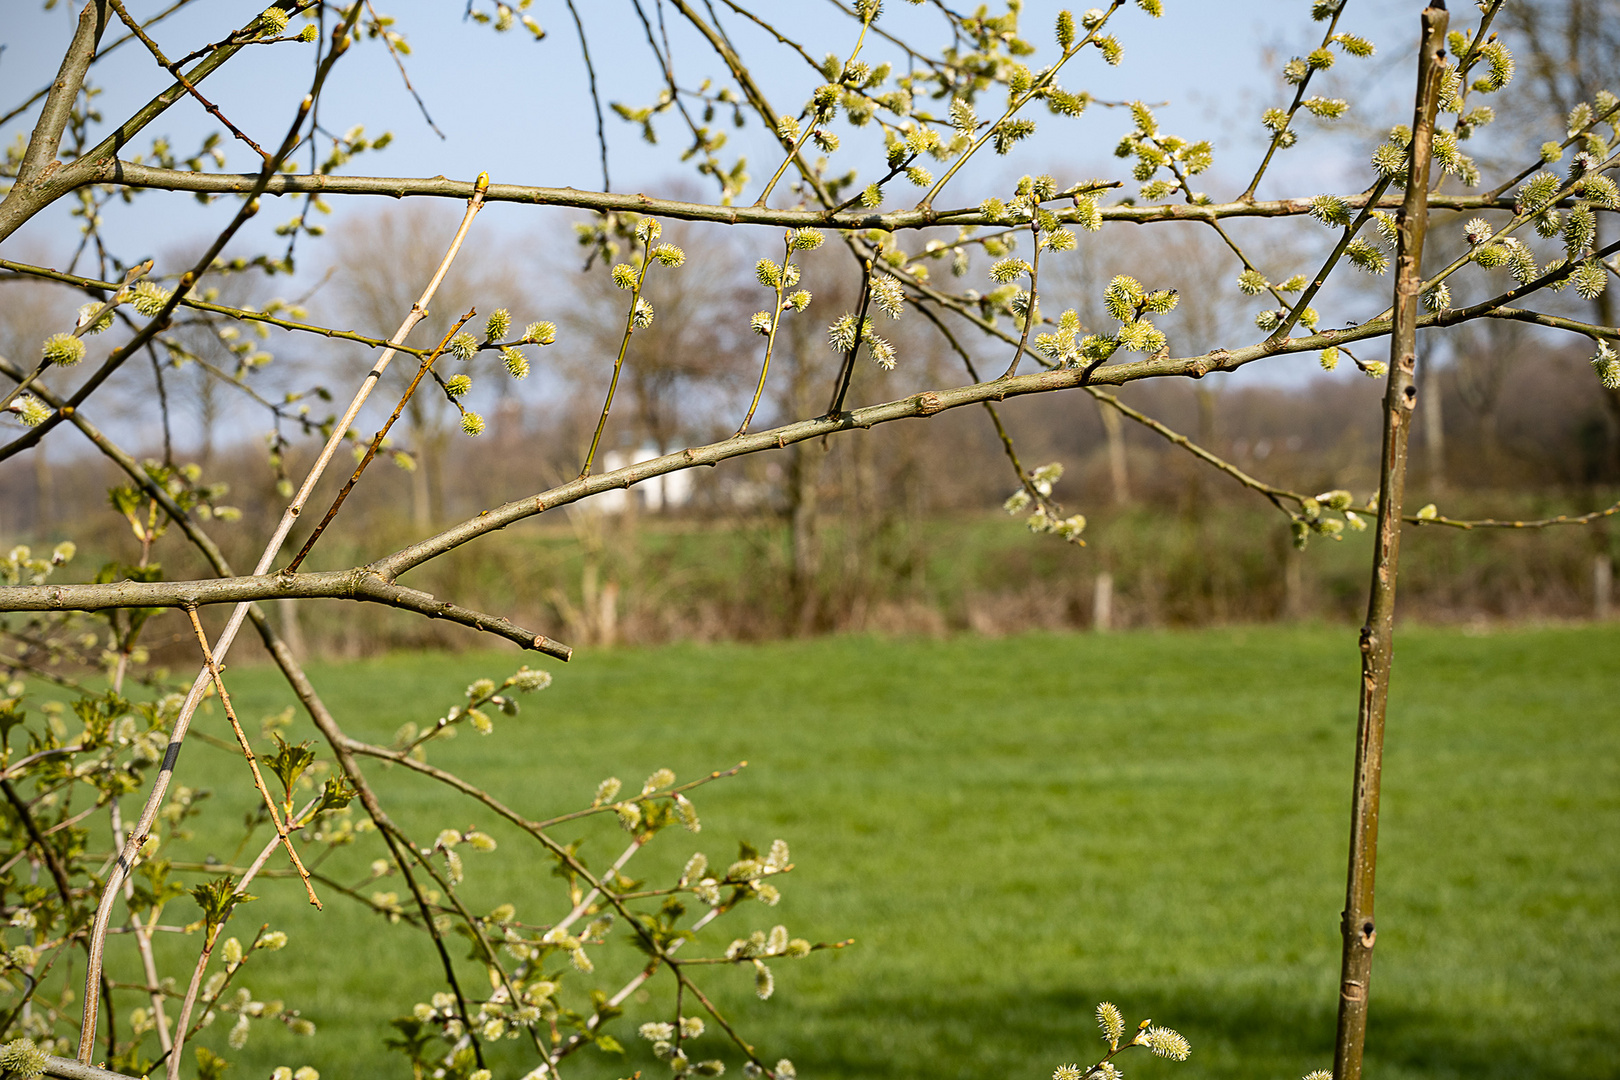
[157,623,1619,1080]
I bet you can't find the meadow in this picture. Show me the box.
[153,623,1619,1080]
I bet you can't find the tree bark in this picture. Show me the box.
[1332,8,1447,1079]
[1099,399,1130,504]
[788,441,822,634]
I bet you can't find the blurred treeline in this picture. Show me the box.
[3,202,1618,660]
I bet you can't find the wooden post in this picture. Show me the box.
[1596,554,1613,621]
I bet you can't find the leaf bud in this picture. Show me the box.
[501,346,529,378]
[131,280,173,317]
[512,667,551,692]
[42,333,85,366]
[76,302,113,334]
[1591,342,1620,389]
[674,793,701,832]
[258,7,291,35]
[1140,1026,1191,1061]
[753,960,774,999]
[1308,194,1351,227]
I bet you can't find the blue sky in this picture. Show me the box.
[2,0,1436,263]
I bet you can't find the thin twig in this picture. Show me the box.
[0,259,152,415]
[185,607,321,907]
[109,799,172,1054]
[737,232,795,434]
[826,267,873,417]
[583,227,654,476]
[563,0,608,190]
[0,257,435,359]
[107,0,272,161]
[285,310,476,571]
[1236,0,1349,202]
[1000,218,1042,379]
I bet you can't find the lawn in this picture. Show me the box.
[150,623,1619,1080]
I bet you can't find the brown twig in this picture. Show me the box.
[1333,9,1447,1080]
[107,0,272,161]
[91,160,1566,231]
[184,607,321,908]
[286,309,476,571]
[0,257,434,358]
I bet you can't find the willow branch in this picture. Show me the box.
[1237,0,1347,202]
[0,260,151,415]
[86,161,1570,230]
[0,570,570,659]
[0,779,77,910]
[917,0,1125,208]
[1408,500,1620,530]
[1086,388,1301,513]
[109,800,172,1054]
[1333,9,1447,1079]
[1269,175,1393,342]
[0,0,198,129]
[254,624,487,1070]
[72,60,456,1059]
[12,0,110,190]
[41,1056,141,1080]
[3,11,354,465]
[185,608,321,906]
[106,0,271,162]
[0,257,433,358]
[0,1,274,242]
[285,310,476,571]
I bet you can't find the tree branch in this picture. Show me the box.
[12,0,110,190]
[0,570,570,659]
[86,160,1564,231]
[1334,8,1448,1079]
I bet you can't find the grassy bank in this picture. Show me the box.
[155,623,1618,1080]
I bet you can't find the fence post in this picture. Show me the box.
[1093,572,1113,633]
[1596,554,1613,621]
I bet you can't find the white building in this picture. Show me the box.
[580,447,694,513]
